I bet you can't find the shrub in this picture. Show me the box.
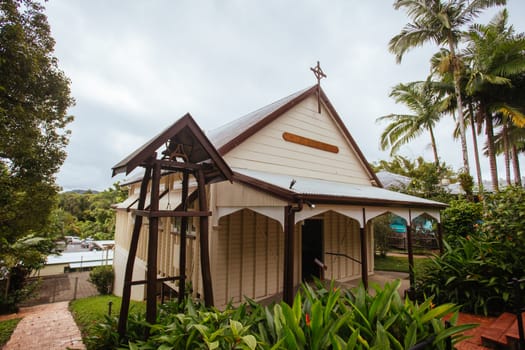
[416,236,508,315]
[0,266,40,314]
[483,186,525,243]
[86,281,473,349]
[457,172,474,197]
[418,187,525,315]
[88,266,114,295]
[441,199,483,240]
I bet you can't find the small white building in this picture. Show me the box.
[36,249,114,277]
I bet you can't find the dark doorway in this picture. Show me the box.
[302,219,323,281]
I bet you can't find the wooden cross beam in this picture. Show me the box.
[310,61,326,113]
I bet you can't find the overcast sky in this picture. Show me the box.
[43,1,525,191]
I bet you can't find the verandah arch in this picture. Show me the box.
[213,208,285,307]
[294,207,372,287]
[366,209,443,293]
[321,211,364,281]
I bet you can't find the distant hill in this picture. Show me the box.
[65,189,100,194]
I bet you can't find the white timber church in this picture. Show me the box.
[111,83,446,319]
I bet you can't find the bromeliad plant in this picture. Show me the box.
[300,280,473,350]
[114,280,474,350]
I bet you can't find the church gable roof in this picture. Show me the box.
[209,86,316,154]
[208,86,382,187]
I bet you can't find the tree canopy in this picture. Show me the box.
[377,79,450,164]
[389,0,507,175]
[0,0,74,311]
[372,156,457,201]
[51,184,128,241]
[0,0,74,244]
[386,1,525,191]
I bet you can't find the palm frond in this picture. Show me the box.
[493,104,525,128]
[461,0,506,24]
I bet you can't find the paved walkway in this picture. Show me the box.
[1,302,85,350]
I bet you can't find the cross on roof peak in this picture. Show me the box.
[310,61,326,113]
[310,61,326,85]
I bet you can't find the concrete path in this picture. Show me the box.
[1,301,85,350]
[340,270,411,296]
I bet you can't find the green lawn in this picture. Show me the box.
[69,295,145,340]
[374,254,431,273]
[0,318,21,348]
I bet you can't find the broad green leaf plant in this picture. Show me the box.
[108,280,474,350]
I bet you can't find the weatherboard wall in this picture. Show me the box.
[222,95,372,186]
[322,211,373,281]
[212,209,290,306]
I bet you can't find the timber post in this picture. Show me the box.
[360,208,368,290]
[437,222,444,254]
[283,201,303,305]
[406,209,416,299]
[197,169,214,306]
[283,205,294,305]
[118,164,152,338]
[146,161,161,326]
[178,171,189,303]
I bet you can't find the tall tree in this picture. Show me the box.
[507,125,525,186]
[377,80,448,164]
[389,0,506,175]
[430,49,486,192]
[0,0,74,310]
[463,9,525,190]
[492,119,525,186]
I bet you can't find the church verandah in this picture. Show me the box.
[114,173,442,306]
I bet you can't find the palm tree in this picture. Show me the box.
[377,80,448,164]
[485,120,525,186]
[389,0,506,175]
[508,126,525,186]
[428,49,487,191]
[492,117,525,186]
[463,9,525,190]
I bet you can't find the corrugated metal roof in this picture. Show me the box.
[46,250,114,265]
[207,86,314,150]
[234,168,445,207]
[70,260,113,269]
[376,171,411,189]
[115,193,139,209]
